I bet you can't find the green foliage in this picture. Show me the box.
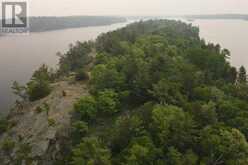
[12,64,53,102]
[125,143,151,164]
[232,83,248,100]
[150,79,185,106]
[75,69,89,81]
[166,147,184,165]
[71,121,89,145]
[238,66,247,83]
[0,115,8,134]
[15,143,32,164]
[56,20,248,164]
[48,118,56,127]
[227,67,238,83]
[71,137,111,165]
[200,125,248,164]
[216,100,241,123]
[1,138,15,158]
[90,64,126,92]
[227,111,248,139]
[32,64,52,82]
[110,115,145,154]
[58,41,93,75]
[74,96,97,121]
[96,89,120,114]
[122,136,159,165]
[151,105,195,150]
[183,150,198,165]
[35,103,50,116]
[27,80,51,101]
[187,101,218,128]
[166,147,198,165]
[192,86,225,102]
[26,65,52,101]
[187,48,228,80]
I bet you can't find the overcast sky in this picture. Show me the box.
[27,0,248,16]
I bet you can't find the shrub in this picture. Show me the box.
[71,137,111,165]
[16,143,32,164]
[75,69,89,81]
[1,138,15,156]
[26,64,53,101]
[35,103,50,115]
[32,64,51,82]
[35,106,43,113]
[74,96,97,121]
[71,121,89,145]
[27,80,51,101]
[0,115,8,134]
[48,118,56,127]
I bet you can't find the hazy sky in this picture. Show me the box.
[26,0,248,16]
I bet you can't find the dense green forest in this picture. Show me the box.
[58,20,248,164]
[28,16,126,32]
[3,19,248,164]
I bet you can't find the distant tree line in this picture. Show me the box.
[184,14,248,21]
[28,16,126,32]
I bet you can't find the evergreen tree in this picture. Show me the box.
[238,66,247,83]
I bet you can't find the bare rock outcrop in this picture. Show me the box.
[0,81,88,165]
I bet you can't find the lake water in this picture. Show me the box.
[0,21,132,114]
[1,19,248,115]
[191,19,248,68]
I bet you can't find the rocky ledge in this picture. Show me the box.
[0,80,88,165]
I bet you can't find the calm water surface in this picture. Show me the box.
[1,19,248,114]
[192,19,248,68]
[0,21,132,114]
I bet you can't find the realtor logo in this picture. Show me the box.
[2,2,27,27]
[1,1,29,34]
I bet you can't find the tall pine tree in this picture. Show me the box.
[238,66,247,83]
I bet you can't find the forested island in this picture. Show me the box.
[184,14,248,20]
[2,16,126,33]
[1,19,248,164]
[128,14,248,22]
